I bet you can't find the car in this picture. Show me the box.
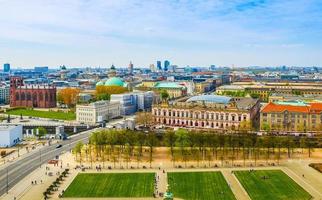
[56,144,62,148]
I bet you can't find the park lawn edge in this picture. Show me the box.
[233,169,312,200]
[5,108,76,120]
[63,172,155,198]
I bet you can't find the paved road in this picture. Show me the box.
[0,128,97,196]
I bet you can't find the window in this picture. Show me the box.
[27,93,31,100]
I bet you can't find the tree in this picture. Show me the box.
[96,93,110,101]
[165,130,177,166]
[135,111,154,127]
[95,85,128,97]
[160,89,169,101]
[34,127,47,139]
[175,129,190,167]
[57,87,81,107]
[262,123,271,133]
[73,141,84,164]
[146,132,157,168]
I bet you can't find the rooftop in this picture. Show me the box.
[262,102,322,113]
[154,82,186,89]
[187,95,232,104]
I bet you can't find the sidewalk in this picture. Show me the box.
[0,143,46,170]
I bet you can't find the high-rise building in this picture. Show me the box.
[157,61,162,71]
[128,61,133,74]
[149,64,156,72]
[164,60,170,71]
[3,63,10,72]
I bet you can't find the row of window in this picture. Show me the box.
[15,92,54,101]
[154,109,248,121]
[156,118,244,129]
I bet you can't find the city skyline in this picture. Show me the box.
[1,0,322,67]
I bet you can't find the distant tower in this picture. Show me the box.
[3,63,10,72]
[164,60,170,71]
[150,64,156,72]
[128,61,134,75]
[108,64,117,77]
[157,61,162,71]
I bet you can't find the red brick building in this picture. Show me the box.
[10,77,56,108]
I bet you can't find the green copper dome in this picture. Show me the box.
[96,81,104,86]
[104,77,125,87]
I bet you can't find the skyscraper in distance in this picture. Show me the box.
[3,63,10,72]
[157,61,162,71]
[164,60,170,71]
[128,61,133,74]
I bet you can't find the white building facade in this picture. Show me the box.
[0,125,23,147]
[76,100,120,124]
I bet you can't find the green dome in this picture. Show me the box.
[96,81,104,86]
[104,77,125,87]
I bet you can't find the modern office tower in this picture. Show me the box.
[164,60,170,71]
[3,63,10,72]
[157,61,162,71]
[128,61,134,74]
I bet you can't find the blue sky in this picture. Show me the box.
[0,0,322,68]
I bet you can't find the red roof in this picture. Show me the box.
[309,103,322,113]
[262,102,322,114]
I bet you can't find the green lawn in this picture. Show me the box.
[63,173,155,197]
[6,108,75,120]
[234,170,312,200]
[168,172,236,200]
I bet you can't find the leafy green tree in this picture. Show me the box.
[73,141,84,164]
[160,89,169,100]
[165,130,177,166]
[34,127,47,139]
[96,93,110,101]
[146,132,157,168]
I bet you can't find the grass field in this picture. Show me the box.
[234,170,312,200]
[168,172,236,200]
[6,108,76,120]
[63,173,155,197]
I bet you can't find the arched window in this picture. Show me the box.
[39,93,43,101]
[33,93,37,101]
[21,92,25,100]
[27,93,31,100]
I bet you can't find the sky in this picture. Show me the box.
[1,0,322,68]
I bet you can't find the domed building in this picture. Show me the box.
[104,77,127,87]
[95,65,127,88]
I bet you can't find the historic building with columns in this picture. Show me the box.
[152,95,260,130]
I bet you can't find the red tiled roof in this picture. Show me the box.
[262,102,322,113]
[309,103,322,113]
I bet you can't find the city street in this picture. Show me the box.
[0,115,133,196]
[0,127,94,196]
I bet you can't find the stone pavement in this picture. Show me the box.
[222,170,251,200]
